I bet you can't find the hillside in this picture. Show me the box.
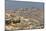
[5,8,44,30]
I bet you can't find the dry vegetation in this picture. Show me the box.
[5,8,44,31]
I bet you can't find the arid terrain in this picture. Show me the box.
[5,8,44,31]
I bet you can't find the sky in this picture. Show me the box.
[5,0,44,10]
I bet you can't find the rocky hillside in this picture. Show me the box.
[5,8,44,31]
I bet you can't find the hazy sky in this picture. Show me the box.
[5,0,44,10]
